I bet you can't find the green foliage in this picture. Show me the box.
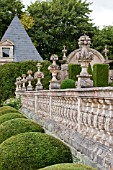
[0,0,24,39]
[87,64,93,77]
[68,64,81,81]
[0,112,26,125]
[92,26,113,60]
[0,132,72,170]
[93,64,109,87]
[0,118,44,144]
[0,60,51,105]
[0,106,20,116]
[39,163,96,170]
[27,0,96,60]
[3,97,22,110]
[60,79,75,89]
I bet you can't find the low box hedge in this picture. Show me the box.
[0,132,72,170]
[60,79,75,89]
[0,106,20,116]
[0,112,26,125]
[0,118,44,143]
[39,163,96,170]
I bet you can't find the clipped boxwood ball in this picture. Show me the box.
[39,163,96,170]
[60,79,75,89]
[0,132,72,170]
[0,112,26,125]
[0,118,44,143]
[0,106,20,116]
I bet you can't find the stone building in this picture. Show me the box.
[0,15,43,65]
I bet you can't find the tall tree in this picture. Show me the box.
[27,0,96,60]
[0,0,24,39]
[92,26,113,60]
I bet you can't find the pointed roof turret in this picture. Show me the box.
[1,15,43,62]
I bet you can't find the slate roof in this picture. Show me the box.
[1,15,43,62]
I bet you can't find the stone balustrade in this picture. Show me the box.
[16,87,113,170]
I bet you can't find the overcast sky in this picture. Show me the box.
[22,0,113,28]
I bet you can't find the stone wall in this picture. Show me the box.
[16,87,113,170]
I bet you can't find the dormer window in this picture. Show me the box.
[0,39,14,64]
[2,48,10,57]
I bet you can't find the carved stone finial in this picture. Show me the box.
[76,35,94,88]
[78,35,91,47]
[21,74,27,91]
[77,35,93,60]
[34,63,44,90]
[26,70,33,91]
[17,76,22,91]
[62,45,67,61]
[48,54,60,89]
[103,45,109,62]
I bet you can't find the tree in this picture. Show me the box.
[27,0,96,60]
[0,0,24,39]
[20,13,35,30]
[92,26,113,60]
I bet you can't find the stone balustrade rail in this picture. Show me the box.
[16,87,113,170]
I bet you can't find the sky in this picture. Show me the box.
[22,0,113,28]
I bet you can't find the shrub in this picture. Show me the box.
[2,97,22,110]
[0,118,44,143]
[0,106,20,116]
[93,64,109,87]
[0,112,26,125]
[87,63,93,79]
[39,163,96,170]
[60,79,75,89]
[68,64,81,81]
[0,132,72,170]
[0,60,51,105]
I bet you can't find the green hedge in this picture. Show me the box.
[0,60,51,105]
[93,64,109,87]
[39,163,96,170]
[0,106,20,116]
[68,63,93,81]
[3,97,22,110]
[68,64,81,81]
[60,79,75,89]
[0,132,72,170]
[0,118,44,143]
[0,112,26,125]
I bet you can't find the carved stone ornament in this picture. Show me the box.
[48,54,60,89]
[76,35,94,88]
[34,63,44,90]
[26,70,34,91]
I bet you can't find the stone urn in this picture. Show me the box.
[48,54,60,89]
[34,63,44,90]
[21,74,27,91]
[26,70,34,91]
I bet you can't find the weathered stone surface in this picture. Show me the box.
[18,88,113,170]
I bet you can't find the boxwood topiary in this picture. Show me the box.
[0,118,44,143]
[68,64,81,81]
[93,64,109,87]
[0,132,72,170]
[39,163,96,170]
[60,79,75,89]
[0,112,26,125]
[0,106,20,116]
